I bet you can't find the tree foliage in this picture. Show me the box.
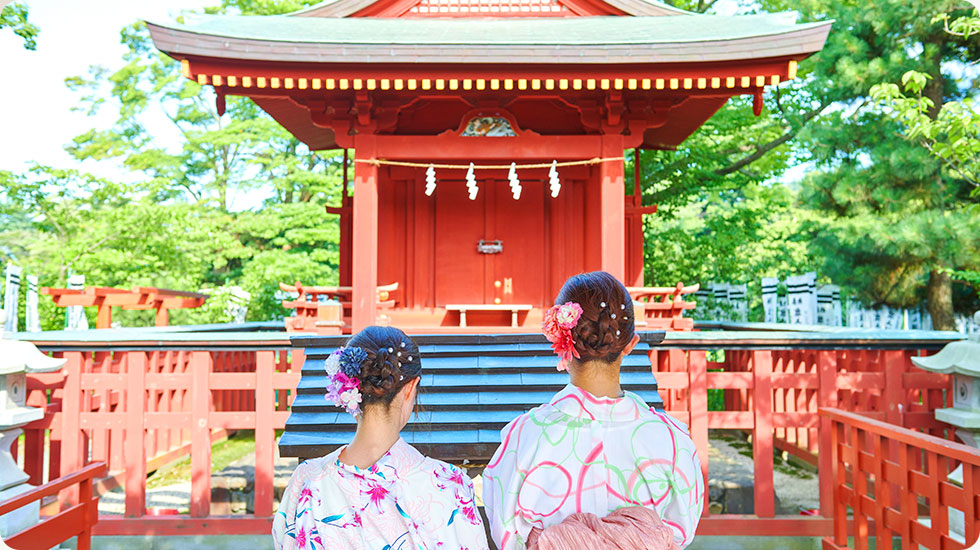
[642,0,980,328]
[0,0,340,328]
[0,2,38,50]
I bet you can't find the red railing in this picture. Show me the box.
[0,461,106,550]
[22,335,301,535]
[651,334,954,536]
[18,329,959,538]
[821,408,980,549]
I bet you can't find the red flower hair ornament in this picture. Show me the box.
[542,301,584,371]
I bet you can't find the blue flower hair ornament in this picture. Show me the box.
[339,347,368,377]
[324,346,369,416]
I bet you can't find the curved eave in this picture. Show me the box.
[290,0,692,17]
[146,20,831,65]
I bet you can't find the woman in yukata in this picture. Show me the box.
[273,326,489,550]
[484,271,704,550]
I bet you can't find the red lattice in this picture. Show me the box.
[409,0,568,15]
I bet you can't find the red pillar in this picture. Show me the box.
[352,137,379,331]
[599,135,625,281]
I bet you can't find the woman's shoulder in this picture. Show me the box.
[289,451,343,487]
[416,456,474,488]
[629,396,691,431]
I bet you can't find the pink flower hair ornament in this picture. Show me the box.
[542,301,583,371]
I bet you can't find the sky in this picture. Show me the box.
[0,0,220,179]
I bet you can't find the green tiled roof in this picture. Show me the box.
[150,12,826,46]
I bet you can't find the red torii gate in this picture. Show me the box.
[148,0,831,331]
[41,286,209,329]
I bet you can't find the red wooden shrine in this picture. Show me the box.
[148,0,830,331]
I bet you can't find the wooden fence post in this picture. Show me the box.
[59,351,83,508]
[751,349,774,518]
[688,350,709,513]
[190,351,212,517]
[254,351,276,518]
[830,417,846,546]
[79,467,94,550]
[125,351,147,517]
[817,350,838,517]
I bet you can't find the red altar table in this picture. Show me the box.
[41,286,209,329]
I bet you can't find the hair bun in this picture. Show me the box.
[343,326,423,406]
[360,348,399,398]
[555,271,636,364]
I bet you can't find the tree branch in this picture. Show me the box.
[920,139,980,188]
[713,100,831,176]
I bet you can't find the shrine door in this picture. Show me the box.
[434,179,546,307]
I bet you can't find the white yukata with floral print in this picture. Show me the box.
[483,384,705,550]
[274,438,489,550]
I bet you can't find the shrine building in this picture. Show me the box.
[148,1,830,331]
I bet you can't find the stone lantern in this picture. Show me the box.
[911,310,980,542]
[0,312,65,538]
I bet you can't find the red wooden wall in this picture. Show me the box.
[378,163,605,310]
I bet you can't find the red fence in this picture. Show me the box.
[18,330,959,538]
[0,461,105,550]
[650,334,953,536]
[821,407,980,549]
[22,335,302,534]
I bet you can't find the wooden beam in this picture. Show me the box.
[367,134,604,160]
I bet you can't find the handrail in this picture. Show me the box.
[820,407,980,549]
[819,407,980,464]
[0,462,107,516]
[627,283,700,295]
[0,461,105,550]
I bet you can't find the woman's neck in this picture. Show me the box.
[339,409,402,469]
[568,360,623,399]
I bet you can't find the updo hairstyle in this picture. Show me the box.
[346,326,422,408]
[555,271,636,364]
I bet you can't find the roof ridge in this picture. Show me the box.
[288,0,695,17]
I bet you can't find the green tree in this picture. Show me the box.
[0,2,38,50]
[777,0,980,329]
[0,0,346,326]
